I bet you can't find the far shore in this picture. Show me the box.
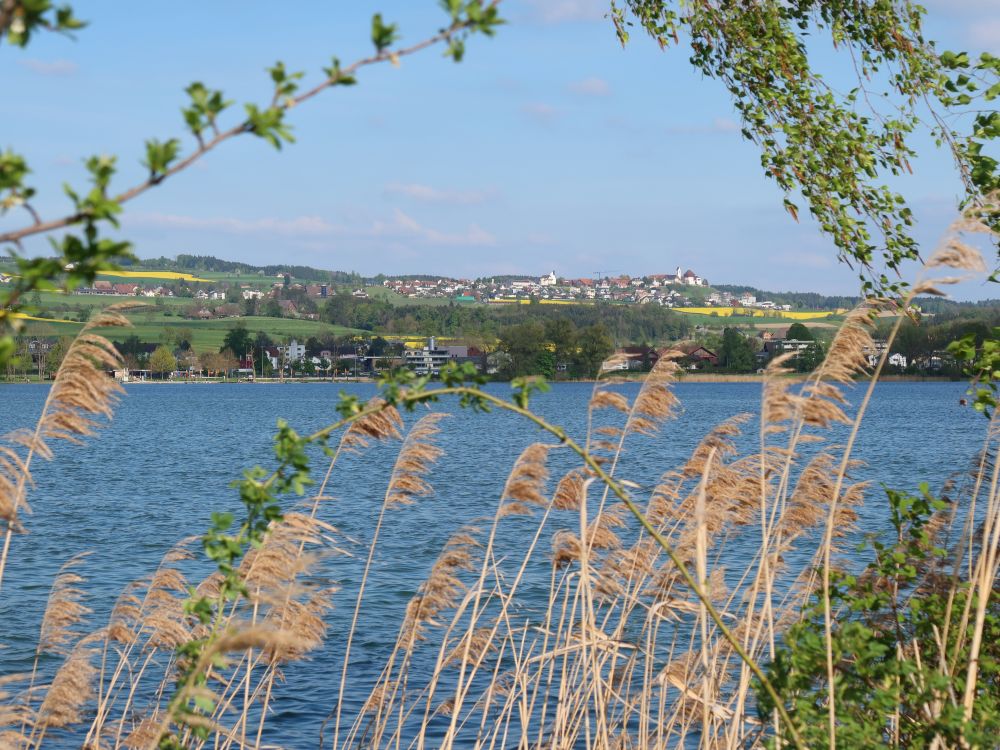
[1,373,964,386]
[673,373,962,383]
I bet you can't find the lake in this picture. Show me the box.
[0,381,984,746]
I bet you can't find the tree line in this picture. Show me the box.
[321,293,692,344]
[495,320,615,380]
[136,254,366,285]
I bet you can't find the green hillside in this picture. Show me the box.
[17,312,365,353]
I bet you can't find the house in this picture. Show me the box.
[93,280,113,293]
[677,344,719,369]
[761,337,813,360]
[112,283,140,295]
[601,357,630,372]
[277,300,298,315]
[539,270,557,287]
[242,289,264,300]
[605,346,662,371]
[28,338,55,359]
[864,341,908,369]
[776,339,813,353]
[263,347,282,369]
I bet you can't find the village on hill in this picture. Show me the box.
[0,257,802,312]
[381,267,793,311]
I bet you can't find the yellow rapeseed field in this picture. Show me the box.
[674,306,843,319]
[11,312,78,324]
[97,270,212,282]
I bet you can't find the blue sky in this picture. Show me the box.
[2,0,998,297]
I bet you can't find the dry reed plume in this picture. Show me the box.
[0,304,136,592]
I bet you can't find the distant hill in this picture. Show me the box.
[108,255,1000,312]
[137,254,369,285]
[713,285,860,311]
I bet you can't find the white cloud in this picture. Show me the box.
[969,19,1000,51]
[523,0,606,23]
[384,182,489,205]
[568,76,611,96]
[921,1,1000,50]
[129,209,497,248]
[521,101,560,123]
[129,213,336,236]
[17,58,78,76]
[378,209,497,247]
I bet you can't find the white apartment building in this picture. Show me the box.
[404,337,453,376]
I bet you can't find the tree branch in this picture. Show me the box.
[0,0,18,43]
[0,9,496,246]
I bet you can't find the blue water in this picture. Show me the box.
[0,381,984,746]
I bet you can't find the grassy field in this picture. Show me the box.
[190,270,281,288]
[33,291,191,310]
[18,312,366,352]
[365,286,457,306]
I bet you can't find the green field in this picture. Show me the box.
[365,286,457,306]
[19,312,366,353]
[33,290,191,310]
[189,270,279,288]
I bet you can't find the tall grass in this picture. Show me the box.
[0,211,997,748]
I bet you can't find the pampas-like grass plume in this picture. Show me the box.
[0,431,42,529]
[0,674,32,748]
[444,627,496,668]
[590,390,630,414]
[37,552,92,656]
[626,353,681,436]
[810,305,876,386]
[385,413,449,509]
[927,238,988,273]
[498,443,552,517]
[35,644,97,730]
[0,304,135,591]
[553,467,590,511]
[339,398,403,454]
[403,527,480,644]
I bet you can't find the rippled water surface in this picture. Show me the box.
[0,381,984,746]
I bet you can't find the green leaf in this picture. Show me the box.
[371,13,399,53]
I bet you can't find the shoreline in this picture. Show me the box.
[1,374,964,386]
[673,373,962,383]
